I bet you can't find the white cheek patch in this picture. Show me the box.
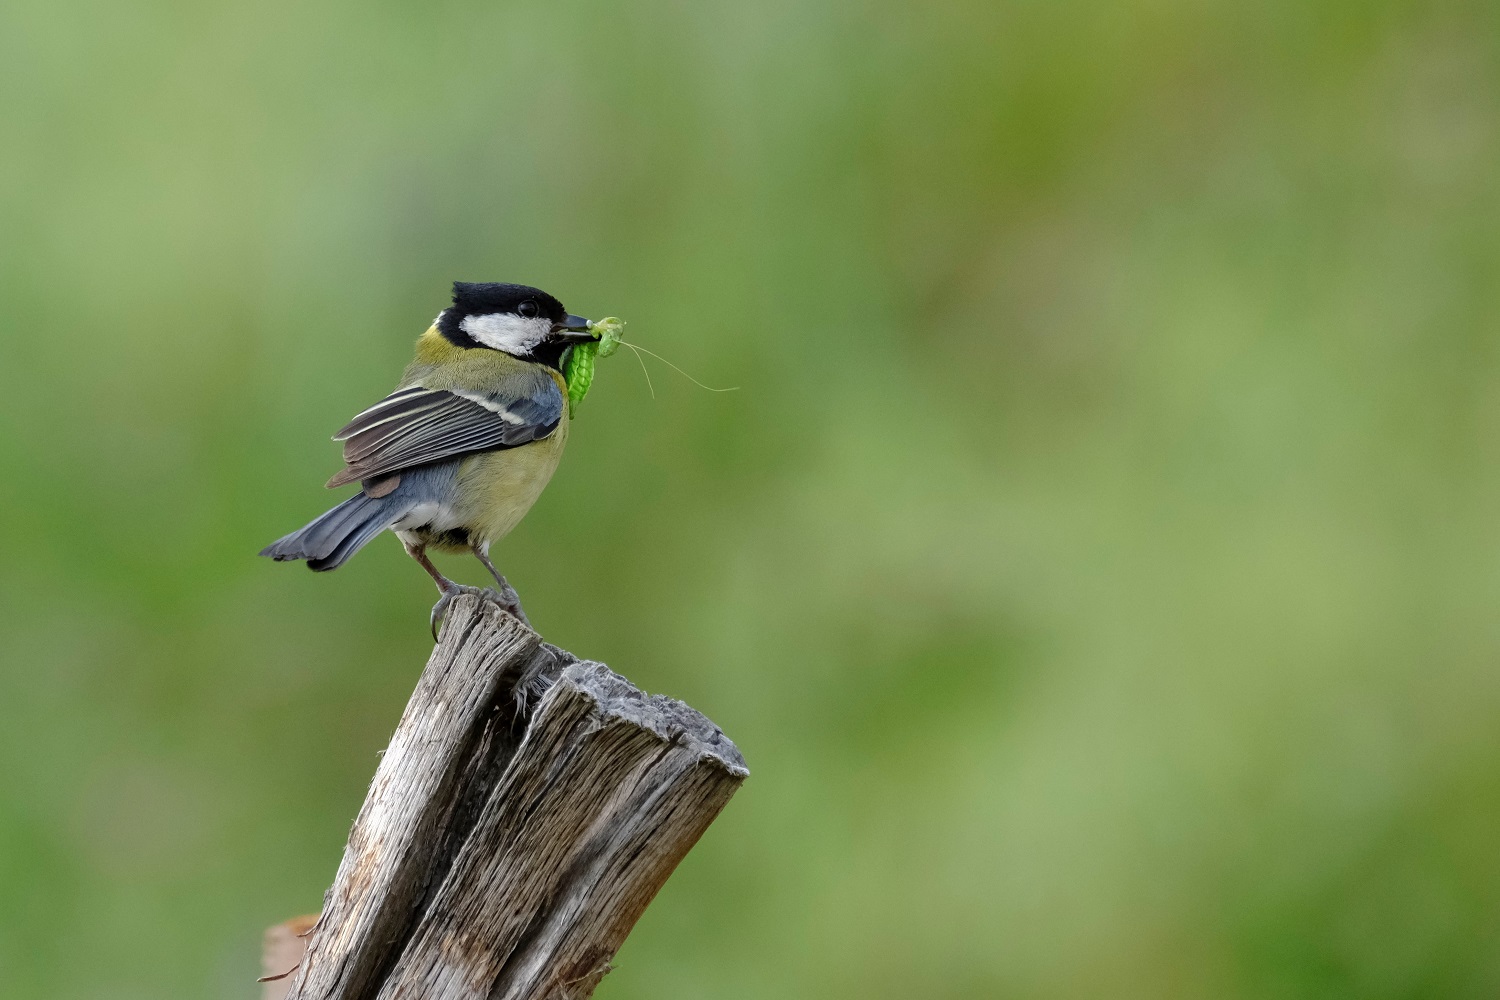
[459,313,551,354]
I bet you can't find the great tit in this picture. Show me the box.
[260,281,601,633]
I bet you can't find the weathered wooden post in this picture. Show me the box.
[260,594,748,1000]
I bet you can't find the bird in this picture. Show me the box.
[260,281,602,636]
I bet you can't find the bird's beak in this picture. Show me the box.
[550,314,596,344]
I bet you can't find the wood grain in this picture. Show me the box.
[275,594,747,1000]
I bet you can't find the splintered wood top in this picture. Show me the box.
[272,594,746,1000]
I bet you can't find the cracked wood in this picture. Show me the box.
[271,594,748,1000]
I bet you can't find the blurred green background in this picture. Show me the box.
[3,0,1499,997]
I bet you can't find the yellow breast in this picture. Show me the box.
[444,410,569,549]
[400,327,573,551]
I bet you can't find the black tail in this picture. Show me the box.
[259,493,407,572]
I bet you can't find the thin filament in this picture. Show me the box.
[621,341,656,399]
[618,340,740,393]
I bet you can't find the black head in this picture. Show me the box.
[435,281,593,368]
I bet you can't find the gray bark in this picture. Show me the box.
[269,594,747,1000]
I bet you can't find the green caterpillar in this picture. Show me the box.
[563,317,624,417]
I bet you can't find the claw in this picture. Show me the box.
[490,577,529,628]
[430,584,530,641]
[430,584,490,641]
[471,547,530,627]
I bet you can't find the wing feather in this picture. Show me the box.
[332,386,434,439]
[325,379,563,490]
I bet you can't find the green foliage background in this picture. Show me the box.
[3,1,1499,997]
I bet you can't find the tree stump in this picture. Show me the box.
[261,594,748,1000]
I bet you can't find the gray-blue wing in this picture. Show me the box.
[325,380,563,489]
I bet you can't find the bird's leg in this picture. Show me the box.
[472,543,530,627]
[404,540,457,594]
[404,540,487,640]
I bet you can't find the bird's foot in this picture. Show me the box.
[486,574,530,629]
[430,584,530,641]
[430,584,489,641]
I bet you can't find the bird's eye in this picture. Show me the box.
[518,301,539,318]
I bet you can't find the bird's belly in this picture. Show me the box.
[449,424,568,548]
